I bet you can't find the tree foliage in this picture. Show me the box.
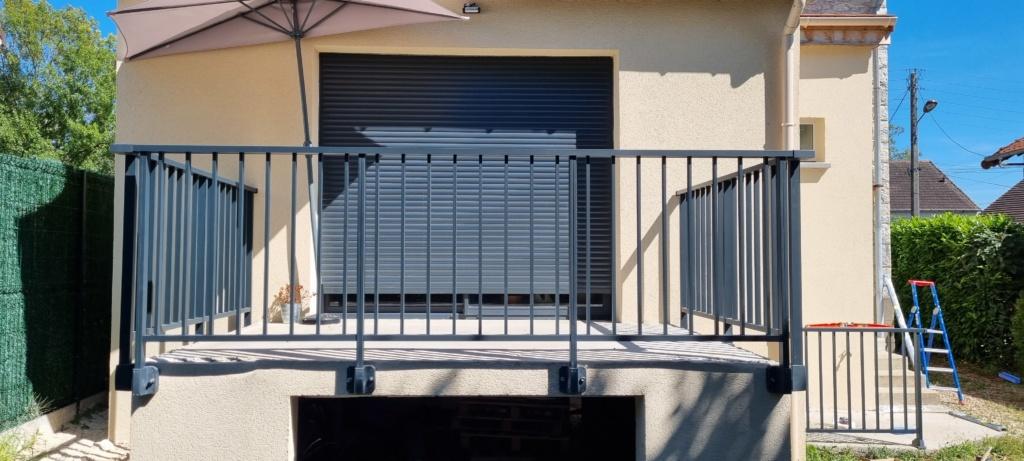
[891,213,1024,369]
[0,0,116,173]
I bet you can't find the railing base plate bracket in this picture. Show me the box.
[347,364,376,394]
[132,366,159,397]
[767,365,806,394]
[559,366,587,394]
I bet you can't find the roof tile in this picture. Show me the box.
[889,160,979,213]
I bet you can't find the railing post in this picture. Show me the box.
[560,155,586,394]
[132,153,158,396]
[912,328,926,449]
[348,153,375,394]
[788,157,806,392]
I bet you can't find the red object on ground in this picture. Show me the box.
[805,322,890,328]
[908,279,935,286]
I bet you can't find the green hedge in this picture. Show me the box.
[891,213,1024,370]
[0,154,113,431]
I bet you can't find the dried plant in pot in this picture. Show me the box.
[272,284,315,324]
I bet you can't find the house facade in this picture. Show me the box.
[108,1,896,459]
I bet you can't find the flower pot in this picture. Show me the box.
[281,303,301,323]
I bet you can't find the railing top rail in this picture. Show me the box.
[112,144,814,160]
[802,326,925,334]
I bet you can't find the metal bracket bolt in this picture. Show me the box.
[559,366,587,394]
[347,364,376,394]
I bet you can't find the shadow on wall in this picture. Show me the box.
[0,155,113,430]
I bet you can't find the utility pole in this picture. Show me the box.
[909,70,920,217]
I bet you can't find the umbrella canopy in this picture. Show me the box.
[110,0,465,60]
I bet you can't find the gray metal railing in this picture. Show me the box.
[114,145,810,396]
[804,326,926,449]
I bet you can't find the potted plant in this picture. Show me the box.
[273,284,314,324]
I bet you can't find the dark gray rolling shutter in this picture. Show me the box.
[319,54,613,305]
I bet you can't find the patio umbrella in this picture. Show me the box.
[109,0,466,147]
[110,0,465,313]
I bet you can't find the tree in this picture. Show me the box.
[888,124,908,160]
[0,0,116,173]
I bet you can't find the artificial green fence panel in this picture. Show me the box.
[0,154,113,431]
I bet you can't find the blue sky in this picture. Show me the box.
[62,1,1024,207]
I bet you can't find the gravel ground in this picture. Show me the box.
[930,362,1024,436]
[30,409,128,461]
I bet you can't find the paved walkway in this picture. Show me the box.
[808,403,1003,451]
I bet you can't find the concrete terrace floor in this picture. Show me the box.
[149,319,775,367]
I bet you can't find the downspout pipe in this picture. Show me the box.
[783,1,803,151]
[873,47,885,323]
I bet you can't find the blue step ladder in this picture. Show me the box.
[907,280,965,403]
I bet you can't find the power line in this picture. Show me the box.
[927,88,1024,105]
[927,80,1024,95]
[946,174,1015,189]
[927,114,986,157]
[936,110,1024,125]
[939,100,1024,116]
[890,88,908,120]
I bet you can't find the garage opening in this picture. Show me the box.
[295,396,636,461]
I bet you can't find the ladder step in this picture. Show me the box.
[925,329,944,335]
[923,348,949,354]
[928,366,954,373]
[929,385,959,392]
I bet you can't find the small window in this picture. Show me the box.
[799,117,826,162]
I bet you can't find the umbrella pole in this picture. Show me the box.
[292,30,320,308]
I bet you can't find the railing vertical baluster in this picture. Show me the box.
[262,153,270,335]
[529,155,535,335]
[237,153,245,335]
[860,330,866,430]
[903,337,909,429]
[913,329,925,448]
[585,156,592,334]
[289,152,296,336]
[477,155,483,335]
[568,155,579,369]
[503,155,509,335]
[832,332,838,428]
[555,156,561,335]
[752,170,761,327]
[738,158,745,335]
[183,153,193,337]
[134,153,152,374]
[846,331,852,430]
[356,154,367,370]
[711,158,719,335]
[762,159,772,333]
[660,156,668,335]
[452,154,458,335]
[804,330,810,430]
[342,155,349,334]
[374,154,380,335]
[818,330,824,429]
[875,330,881,430]
[426,154,432,335]
[686,157,694,335]
[609,156,617,334]
[167,168,178,328]
[636,156,643,334]
[889,331,894,430]
[154,153,166,334]
[400,154,406,334]
[209,152,219,334]
[316,153,322,335]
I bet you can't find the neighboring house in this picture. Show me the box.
[981,135,1024,170]
[888,160,979,219]
[108,1,898,460]
[985,180,1024,223]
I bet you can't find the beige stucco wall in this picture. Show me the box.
[130,358,790,460]
[109,0,885,454]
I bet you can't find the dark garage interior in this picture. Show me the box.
[295,396,636,461]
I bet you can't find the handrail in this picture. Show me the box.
[111,144,815,160]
